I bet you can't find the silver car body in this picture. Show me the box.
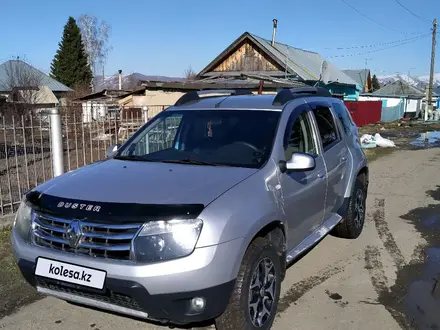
[11,91,368,325]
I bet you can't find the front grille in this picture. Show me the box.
[36,277,143,311]
[31,212,143,260]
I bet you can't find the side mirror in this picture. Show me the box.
[280,152,315,173]
[105,144,120,158]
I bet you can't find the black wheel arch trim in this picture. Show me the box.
[337,166,369,218]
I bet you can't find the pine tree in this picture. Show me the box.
[50,17,92,90]
[372,74,381,91]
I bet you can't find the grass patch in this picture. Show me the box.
[0,227,15,275]
[0,227,41,318]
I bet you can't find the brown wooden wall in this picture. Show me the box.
[213,41,282,72]
[365,73,372,93]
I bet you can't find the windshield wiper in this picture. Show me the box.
[113,155,152,162]
[159,158,220,166]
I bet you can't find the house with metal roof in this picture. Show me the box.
[0,60,72,97]
[342,69,371,93]
[359,80,437,120]
[0,60,73,118]
[197,31,361,100]
[372,80,427,98]
[73,88,134,123]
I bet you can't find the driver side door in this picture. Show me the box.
[280,104,328,249]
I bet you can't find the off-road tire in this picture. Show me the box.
[215,237,282,330]
[333,176,367,239]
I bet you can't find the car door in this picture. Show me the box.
[280,103,328,248]
[309,101,349,218]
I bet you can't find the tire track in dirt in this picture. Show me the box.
[372,198,406,270]
[277,251,364,316]
[364,245,411,329]
[366,197,433,329]
[277,264,344,313]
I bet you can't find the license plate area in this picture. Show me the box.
[35,257,107,290]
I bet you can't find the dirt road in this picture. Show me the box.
[1,146,440,330]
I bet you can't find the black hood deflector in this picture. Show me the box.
[26,190,204,223]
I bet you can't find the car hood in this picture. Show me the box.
[34,159,258,206]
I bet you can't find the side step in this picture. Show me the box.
[285,214,342,264]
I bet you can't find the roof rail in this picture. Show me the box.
[174,89,253,106]
[272,87,332,106]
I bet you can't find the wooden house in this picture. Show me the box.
[197,32,360,100]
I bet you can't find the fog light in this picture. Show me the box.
[190,297,206,312]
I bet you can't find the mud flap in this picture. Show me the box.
[336,197,350,220]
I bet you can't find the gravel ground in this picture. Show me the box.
[1,143,440,329]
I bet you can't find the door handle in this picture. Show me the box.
[341,155,347,162]
[317,172,326,179]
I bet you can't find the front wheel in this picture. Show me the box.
[215,237,281,330]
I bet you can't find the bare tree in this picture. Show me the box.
[1,58,43,121]
[78,14,112,91]
[184,65,198,81]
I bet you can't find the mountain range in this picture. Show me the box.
[377,73,440,89]
[93,72,186,91]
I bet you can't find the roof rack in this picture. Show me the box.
[272,87,332,106]
[174,89,253,106]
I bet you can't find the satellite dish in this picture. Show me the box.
[320,60,330,85]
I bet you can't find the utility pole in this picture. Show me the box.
[408,67,416,84]
[426,18,437,121]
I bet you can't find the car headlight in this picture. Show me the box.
[13,200,33,241]
[132,219,203,263]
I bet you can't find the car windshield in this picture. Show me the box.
[115,110,281,168]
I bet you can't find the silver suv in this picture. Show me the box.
[11,87,368,330]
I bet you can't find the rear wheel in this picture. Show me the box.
[333,177,367,239]
[215,237,281,330]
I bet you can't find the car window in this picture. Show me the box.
[284,112,318,160]
[332,102,354,135]
[312,105,340,150]
[117,110,281,169]
[132,115,183,154]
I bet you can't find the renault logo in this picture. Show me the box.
[65,220,83,248]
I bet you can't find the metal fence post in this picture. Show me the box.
[142,106,150,154]
[50,108,64,177]
[142,105,149,123]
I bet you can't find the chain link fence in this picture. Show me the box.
[0,105,171,216]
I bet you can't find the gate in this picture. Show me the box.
[344,101,382,127]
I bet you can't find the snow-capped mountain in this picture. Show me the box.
[377,73,440,89]
[93,72,186,91]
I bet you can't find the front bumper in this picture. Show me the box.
[17,259,234,324]
[12,228,240,324]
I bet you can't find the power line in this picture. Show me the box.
[328,32,430,58]
[324,33,429,50]
[340,0,422,35]
[394,0,431,25]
